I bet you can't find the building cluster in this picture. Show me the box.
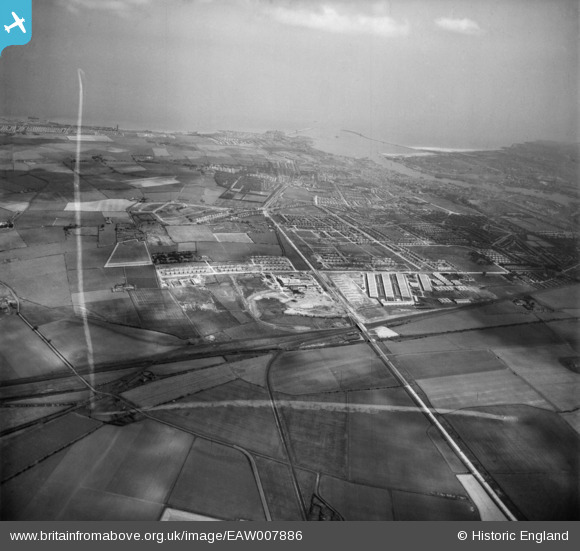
[157,256,296,287]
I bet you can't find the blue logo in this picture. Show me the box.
[1,0,31,57]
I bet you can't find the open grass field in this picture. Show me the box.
[395,302,538,337]
[18,227,67,246]
[561,410,580,436]
[64,199,135,212]
[196,242,282,261]
[0,231,27,251]
[124,265,159,288]
[129,288,195,338]
[318,475,394,520]
[39,318,186,369]
[2,253,71,307]
[0,412,102,481]
[416,369,552,411]
[157,379,285,459]
[122,363,236,408]
[168,438,266,521]
[1,420,191,520]
[67,267,125,293]
[170,285,243,336]
[76,297,142,326]
[75,420,193,503]
[165,225,216,242]
[391,349,506,380]
[8,211,69,230]
[493,472,579,521]
[214,232,253,243]
[249,230,279,245]
[184,307,241,337]
[546,319,580,351]
[0,241,75,263]
[445,324,562,349]
[71,290,127,305]
[277,392,348,478]
[125,176,180,188]
[493,344,580,411]
[0,316,68,381]
[385,335,458,355]
[0,406,72,434]
[348,388,467,496]
[271,343,396,394]
[54,488,165,521]
[17,300,76,327]
[447,405,579,474]
[253,456,303,520]
[391,490,478,520]
[105,240,151,267]
[222,320,291,340]
[65,245,115,271]
[532,283,580,311]
[227,354,272,387]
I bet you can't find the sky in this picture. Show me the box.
[0,0,577,148]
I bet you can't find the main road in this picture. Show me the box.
[264,208,518,521]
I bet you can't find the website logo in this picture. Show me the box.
[1,0,31,56]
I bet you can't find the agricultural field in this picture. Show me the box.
[546,319,580,351]
[105,240,152,267]
[493,344,580,411]
[167,438,266,521]
[415,369,552,411]
[318,476,394,520]
[446,405,580,520]
[532,283,580,312]
[38,318,187,369]
[392,299,539,337]
[347,388,468,496]
[0,405,74,435]
[0,230,27,251]
[0,316,68,380]
[1,254,71,307]
[277,392,348,478]
[390,348,505,380]
[0,413,102,482]
[156,378,285,459]
[1,420,193,520]
[271,343,396,394]
[122,362,237,408]
[125,265,159,288]
[128,288,196,338]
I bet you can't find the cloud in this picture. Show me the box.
[265,4,410,38]
[58,0,152,17]
[435,17,484,35]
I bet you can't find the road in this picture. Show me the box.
[318,205,424,271]
[0,281,273,521]
[265,352,308,520]
[264,209,519,521]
